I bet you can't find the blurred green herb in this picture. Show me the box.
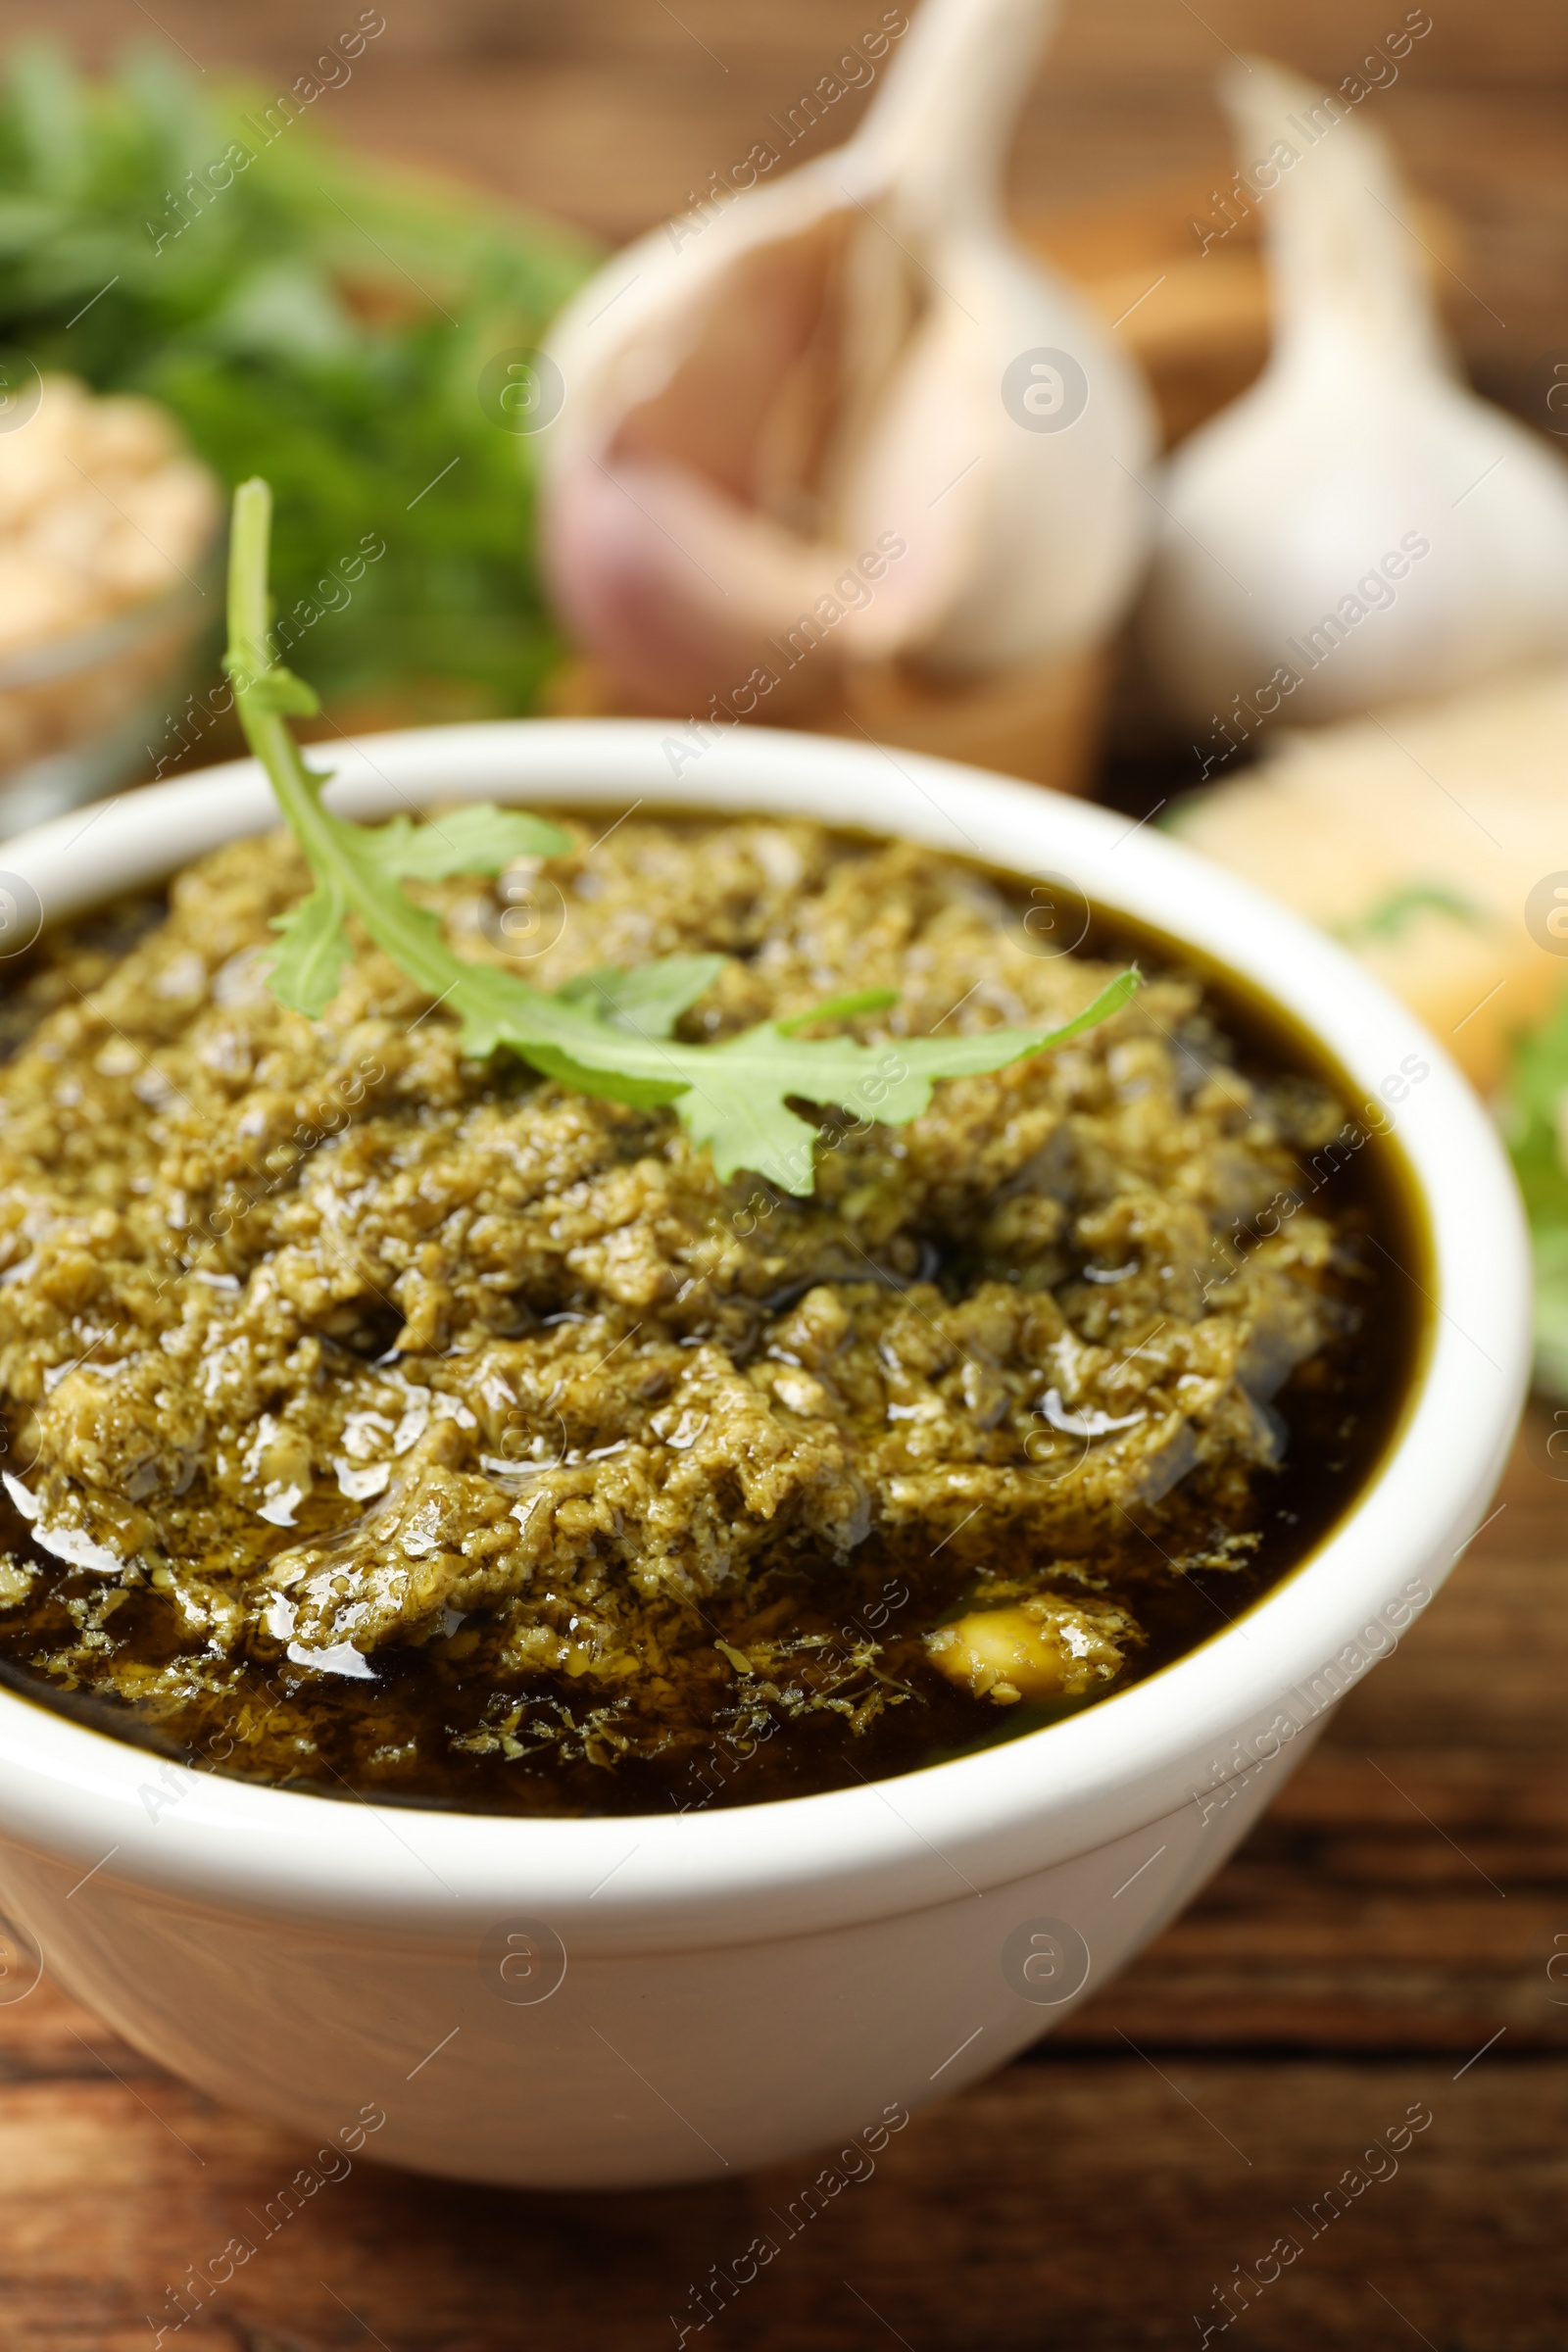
[0,42,595,710]
[1332,884,1488,949]
[1504,984,1568,1395]
[225,478,1140,1196]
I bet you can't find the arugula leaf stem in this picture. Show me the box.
[223,477,1141,1197]
[226,479,481,1003]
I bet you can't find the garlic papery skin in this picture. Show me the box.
[1136,58,1568,739]
[536,0,1154,719]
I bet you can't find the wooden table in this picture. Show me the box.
[1,3,1565,2343]
[2,1412,1562,2351]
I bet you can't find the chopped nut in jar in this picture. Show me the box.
[0,374,219,789]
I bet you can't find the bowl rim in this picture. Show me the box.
[0,718,1531,1952]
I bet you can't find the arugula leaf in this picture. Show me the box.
[363,807,573,883]
[672,975,1141,1191]
[777,988,901,1034]
[268,881,351,1018]
[558,957,727,1039]
[225,479,1139,1195]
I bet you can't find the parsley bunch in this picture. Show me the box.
[0,43,593,710]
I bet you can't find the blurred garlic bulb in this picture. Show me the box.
[536,0,1155,718]
[1138,58,1568,737]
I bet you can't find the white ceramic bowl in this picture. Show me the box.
[0,721,1530,2188]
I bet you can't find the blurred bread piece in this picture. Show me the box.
[1168,667,1568,1094]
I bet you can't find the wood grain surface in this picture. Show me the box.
[1,1412,1562,2352]
[8,0,1564,405]
[0,4,1564,2345]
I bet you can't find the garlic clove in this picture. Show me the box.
[538,0,1154,718]
[1136,59,1568,738]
